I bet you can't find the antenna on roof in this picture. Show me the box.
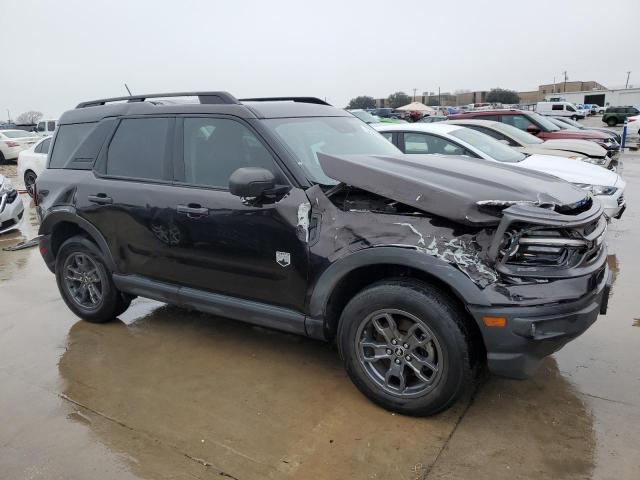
[124,83,133,96]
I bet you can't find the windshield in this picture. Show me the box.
[265,117,401,185]
[2,130,33,138]
[450,127,526,163]
[349,110,380,123]
[529,112,560,131]
[548,117,579,131]
[495,122,543,145]
[557,117,584,129]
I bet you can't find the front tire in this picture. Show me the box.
[606,117,618,127]
[55,236,130,323]
[0,151,6,165]
[337,279,473,416]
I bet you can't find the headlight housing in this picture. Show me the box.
[581,157,607,166]
[0,178,15,195]
[572,183,617,196]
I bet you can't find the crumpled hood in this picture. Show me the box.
[318,153,590,226]
[541,139,607,158]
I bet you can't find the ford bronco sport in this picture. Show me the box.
[36,92,611,416]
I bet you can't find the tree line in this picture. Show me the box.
[347,88,520,109]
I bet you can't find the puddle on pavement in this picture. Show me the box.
[57,304,464,480]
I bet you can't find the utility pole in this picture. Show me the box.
[553,76,556,93]
[438,86,441,107]
[413,88,417,102]
[6,109,10,123]
[625,71,631,89]
[563,71,568,93]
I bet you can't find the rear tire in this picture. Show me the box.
[337,279,473,416]
[55,236,130,323]
[0,152,6,165]
[24,170,37,198]
[571,115,579,121]
[607,117,618,127]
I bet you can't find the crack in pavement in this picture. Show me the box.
[58,393,242,480]
[421,380,483,479]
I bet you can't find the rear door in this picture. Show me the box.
[80,116,179,282]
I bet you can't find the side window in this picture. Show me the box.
[106,118,170,180]
[37,122,46,132]
[34,141,44,154]
[182,117,281,189]
[49,123,96,168]
[566,105,576,112]
[403,133,467,156]
[41,137,52,153]
[47,121,56,132]
[501,114,535,131]
[551,104,563,111]
[380,131,394,143]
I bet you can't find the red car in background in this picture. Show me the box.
[448,109,620,160]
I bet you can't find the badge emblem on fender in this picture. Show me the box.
[276,251,291,267]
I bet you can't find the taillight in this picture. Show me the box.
[5,141,19,147]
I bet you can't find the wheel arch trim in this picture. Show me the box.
[306,247,490,329]
[39,207,117,272]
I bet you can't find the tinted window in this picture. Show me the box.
[37,122,46,132]
[403,132,468,156]
[106,118,170,180]
[183,118,280,189]
[35,139,44,153]
[465,125,516,145]
[49,123,96,168]
[566,105,576,112]
[47,121,56,131]
[551,104,563,111]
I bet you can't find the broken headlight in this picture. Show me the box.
[572,183,617,196]
[500,228,589,267]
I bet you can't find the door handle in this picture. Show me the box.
[177,204,209,217]
[88,194,113,205]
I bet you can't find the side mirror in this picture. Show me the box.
[229,167,276,198]
[526,125,541,135]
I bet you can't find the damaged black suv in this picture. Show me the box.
[36,92,611,416]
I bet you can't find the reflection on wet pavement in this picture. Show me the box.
[1,157,639,479]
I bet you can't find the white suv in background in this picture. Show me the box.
[18,136,52,197]
[35,119,57,137]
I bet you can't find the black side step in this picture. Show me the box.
[112,274,307,335]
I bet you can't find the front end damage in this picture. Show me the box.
[308,153,611,378]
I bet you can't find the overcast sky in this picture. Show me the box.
[1,0,638,119]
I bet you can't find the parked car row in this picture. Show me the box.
[30,92,619,417]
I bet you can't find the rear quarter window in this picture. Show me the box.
[49,123,96,168]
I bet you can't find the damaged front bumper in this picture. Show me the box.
[468,262,611,378]
[470,198,610,378]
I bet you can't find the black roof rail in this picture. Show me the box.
[76,91,239,108]
[239,96,331,106]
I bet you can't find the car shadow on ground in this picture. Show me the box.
[57,303,596,480]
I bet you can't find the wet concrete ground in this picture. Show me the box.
[1,148,639,479]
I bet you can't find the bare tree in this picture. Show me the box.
[16,110,43,125]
